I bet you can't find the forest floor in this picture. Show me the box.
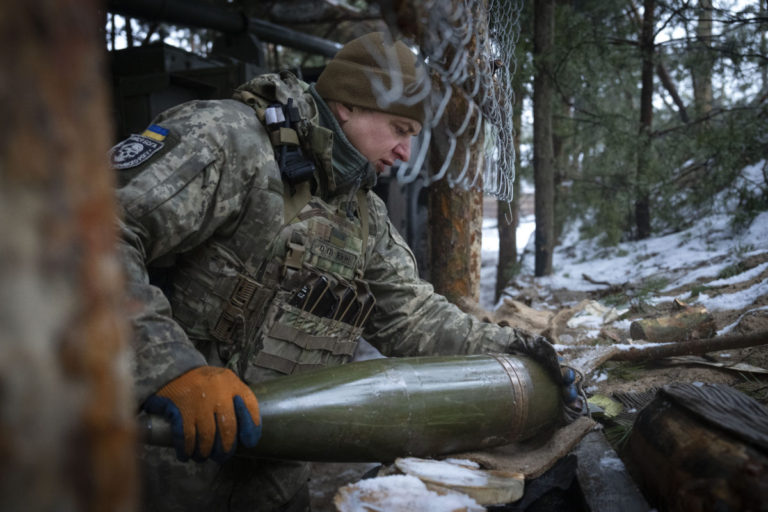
[310,176,768,512]
[509,249,768,405]
[308,234,768,510]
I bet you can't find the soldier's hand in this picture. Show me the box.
[142,366,261,463]
[506,331,587,422]
[559,365,588,421]
[506,331,562,381]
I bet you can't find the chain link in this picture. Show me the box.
[373,0,522,202]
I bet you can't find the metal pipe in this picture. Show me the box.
[107,0,247,33]
[244,18,342,58]
[141,354,561,462]
[106,0,342,57]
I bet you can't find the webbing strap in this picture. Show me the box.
[252,352,324,375]
[211,275,261,343]
[282,181,311,224]
[269,323,358,356]
[232,89,266,122]
[357,189,369,261]
[280,182,312,272]
[283,242,304,271]
[270,127,300,146]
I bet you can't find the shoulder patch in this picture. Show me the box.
[109,133,164,169]
[142,124,169,141]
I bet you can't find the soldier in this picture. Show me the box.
[114,32,579,511]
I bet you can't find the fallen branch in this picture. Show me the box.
[581,274,613,287]
[609,331,768,362]
[581,274,628,298]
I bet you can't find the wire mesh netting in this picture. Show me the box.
[370,0,522,202]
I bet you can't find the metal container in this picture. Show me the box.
[142,354,560,462]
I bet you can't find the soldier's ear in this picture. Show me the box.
[330,101,353,123]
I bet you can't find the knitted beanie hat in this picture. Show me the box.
[315,32,427,125]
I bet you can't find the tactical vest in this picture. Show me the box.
[166,72,373,384]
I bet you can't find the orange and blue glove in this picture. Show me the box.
[142,366,261,463]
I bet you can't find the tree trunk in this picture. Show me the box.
[627,2,688,123]
[553,90,573,242]
[426,10,486,305]
[427,162,483,305]
[762,0,768,94]
[656,60,689,123]
[495,82,524,302]
[635,0,654,240]
[110,13,116,51]
[426,94,483,303]
[692,0,714,116]
[125,16,134,47]
[533,0,555,276]
[0,1,137,511]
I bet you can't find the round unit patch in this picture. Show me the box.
[109,134,164,169]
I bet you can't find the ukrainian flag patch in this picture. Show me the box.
[142,124,169,141]
[109,125,168,169]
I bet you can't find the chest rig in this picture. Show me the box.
[167,72,374,384]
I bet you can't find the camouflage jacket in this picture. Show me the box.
[115,72,531,404]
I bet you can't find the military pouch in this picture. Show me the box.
[244,290,363,382]
[169,243,275,362]
[349,279,376,328]
[334,288,357,323]
[288,275,331,312]
[265,99,315,189]
[211,275,272,344]
[309,281,339,319]
[285,268,370,324]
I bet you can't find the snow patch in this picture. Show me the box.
[599,453,626,472]
[698,278,768,312]
[482,161,767,315]
[335,474,484,512]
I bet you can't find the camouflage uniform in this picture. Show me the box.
[116,72,551,511]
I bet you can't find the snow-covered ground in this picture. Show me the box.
[481,162,768,331]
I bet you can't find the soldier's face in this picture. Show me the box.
[338,107,421,174]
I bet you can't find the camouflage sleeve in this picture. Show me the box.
[116,99,271,404]
[362,193,524,357]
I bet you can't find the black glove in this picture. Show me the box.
[507,331,588,423]
[506,330,562,380]
[559,365,588,422]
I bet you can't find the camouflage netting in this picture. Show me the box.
[381,0,522,202]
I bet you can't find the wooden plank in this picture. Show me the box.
[574,431,649,512]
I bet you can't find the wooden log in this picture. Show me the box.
[610,331,768,362]
[626,383,768,512]
[629,302,716,341]
[457,297,554,335]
